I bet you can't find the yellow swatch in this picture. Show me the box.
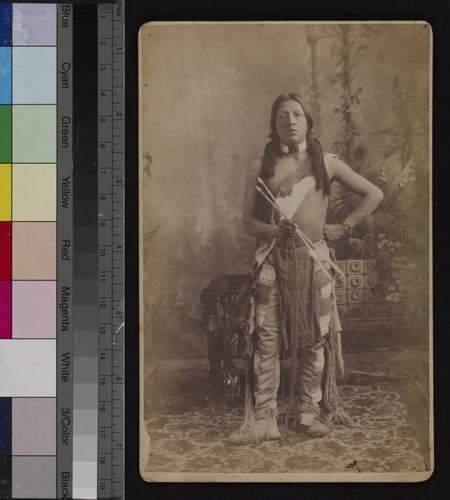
[0,164,11,221]
[13,164,56,221]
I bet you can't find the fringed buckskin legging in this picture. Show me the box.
[253,242,333,419]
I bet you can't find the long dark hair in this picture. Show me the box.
[261,93,331,195]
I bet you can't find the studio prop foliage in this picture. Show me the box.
[324,26,429,324]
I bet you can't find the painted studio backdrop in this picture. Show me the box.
[141,21,430,344]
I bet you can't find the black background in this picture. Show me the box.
[125,0,448,499]
[4,0,447,498]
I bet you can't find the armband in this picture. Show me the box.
[341,219,353,235]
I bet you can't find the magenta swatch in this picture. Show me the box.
[12,281,56,339]
[0,281,11,338]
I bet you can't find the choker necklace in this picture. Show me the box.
[280,140,307,154]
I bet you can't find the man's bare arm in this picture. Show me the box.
[324,158,384,240]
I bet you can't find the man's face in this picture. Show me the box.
[275,99,308,147]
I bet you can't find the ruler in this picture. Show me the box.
[98,1,125,499]
[56,2,125,499]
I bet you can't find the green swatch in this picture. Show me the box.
[13,105,56,163]
[0,105,11,163]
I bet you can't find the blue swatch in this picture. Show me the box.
[0,398,11,455]
[0,48,11,104]
[0,4,11,47]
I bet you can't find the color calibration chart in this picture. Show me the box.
[0,2,125,499]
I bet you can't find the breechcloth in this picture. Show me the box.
[253,240,334,418]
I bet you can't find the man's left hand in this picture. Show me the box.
[323,223,347,241]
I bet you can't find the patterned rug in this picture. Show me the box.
[144,350,430,475]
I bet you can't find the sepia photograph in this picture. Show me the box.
[138,21,432,482]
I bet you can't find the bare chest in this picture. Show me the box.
[265,156,310,195]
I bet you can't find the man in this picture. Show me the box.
[230,93,383,444]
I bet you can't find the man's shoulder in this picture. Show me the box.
[323,152,339,162]
[323,152,339,170]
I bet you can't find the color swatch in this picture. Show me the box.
[1,4,125,498]
[0,3,57,498]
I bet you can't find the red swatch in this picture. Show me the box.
[0,222,11,280]
[0,281,11,338]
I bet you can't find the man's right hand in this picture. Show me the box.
[277,218,297,239]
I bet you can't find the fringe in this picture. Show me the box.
[236,358,263,445]
[282,236,300,436]
[335,331,345,379]
[321,408,352,427]
[321,329,352,426]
